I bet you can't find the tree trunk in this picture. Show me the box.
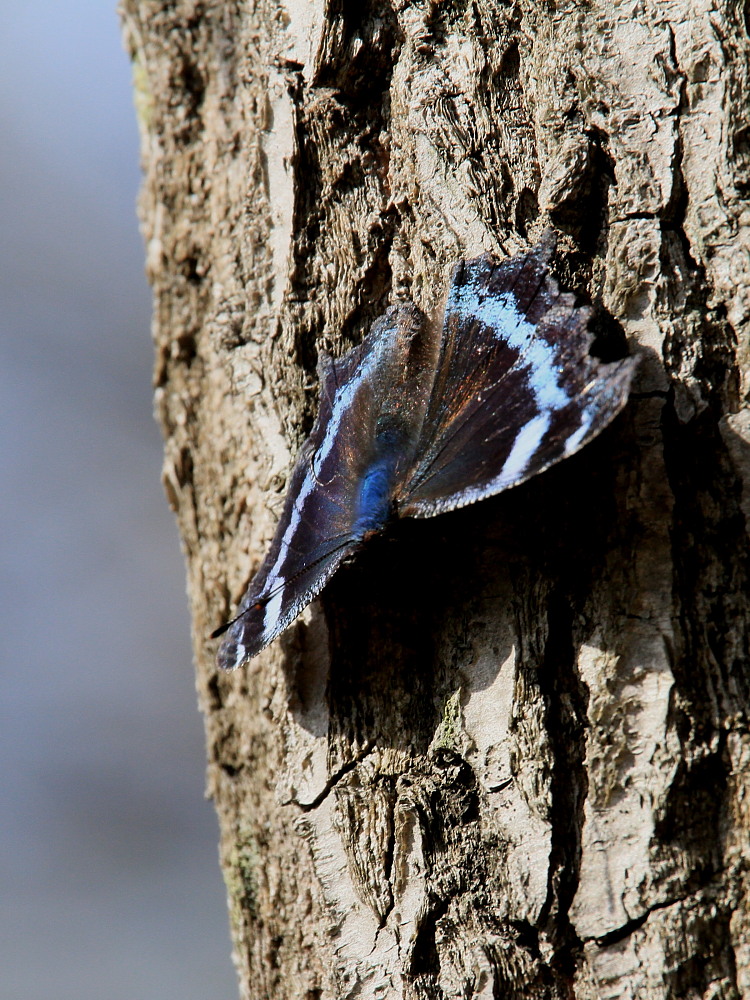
[120,1,750,997]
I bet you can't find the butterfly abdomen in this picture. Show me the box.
[354,458,397,536]
[353,421,407,541]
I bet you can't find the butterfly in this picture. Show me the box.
[212,237,637,669]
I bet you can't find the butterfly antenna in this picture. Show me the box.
[209,616,241,640]
[209,532,357,640]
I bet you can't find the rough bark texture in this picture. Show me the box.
[121,1,750,997]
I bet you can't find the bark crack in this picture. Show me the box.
[293,741,377,813]
[590,884,712,948]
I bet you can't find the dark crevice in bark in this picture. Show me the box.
[587,306,631,364]
[337,211,398,350]
[409,895,451,978]
[537,587,588,988]
[658,107,749,723]
[653,731,728,885]
[424,0,473,38]
[662,369,750,733]
[487,924,558,1000]
[293,741,377,812]
[521,430,628,986]
[663,400,750,735]
[577,128,616,255]
[313,0,403,107]
[718,2,750,199]
[205,671,225,711]
[666,904,741,1000]
[212,713,249,778]
[166,15,208,148]
[591,888,742,998]
[661,130,701,272]
[514,185,540,239]
[592,903,659,946]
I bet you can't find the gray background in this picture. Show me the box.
[1,3,237,997]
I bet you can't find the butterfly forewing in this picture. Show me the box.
[398,248,637,517]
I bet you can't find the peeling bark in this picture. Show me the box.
[120,1,750,997]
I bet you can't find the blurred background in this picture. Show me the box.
[1,3,237,998]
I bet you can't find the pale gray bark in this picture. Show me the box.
[121,1,750,997]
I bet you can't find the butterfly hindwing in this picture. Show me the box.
[215,304,433,669]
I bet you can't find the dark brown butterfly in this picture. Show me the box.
[213,239,637,668]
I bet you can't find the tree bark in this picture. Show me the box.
[120,1,750,997]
